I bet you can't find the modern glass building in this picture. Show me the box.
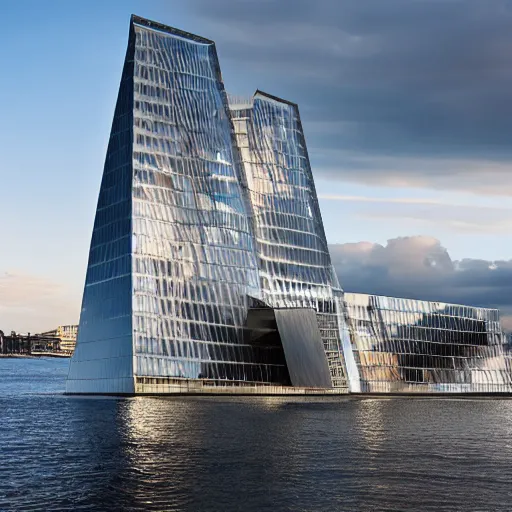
[229,91,347,389]
[67,15,339,394]
[344,293,512,393]
[67,16,291,394]
[66,15,512,395]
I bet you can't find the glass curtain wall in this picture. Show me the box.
[66,26,136,394]
[344,293,512,393]
[68,17,293,394]
[229,91,347,388]
[130,18,288,387]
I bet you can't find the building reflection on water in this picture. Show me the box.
[59,392,512,511]
[7,375,512,512]
[112,396,350,510]
[354,399,387,452]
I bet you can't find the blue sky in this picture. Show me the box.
[2,0,512,332]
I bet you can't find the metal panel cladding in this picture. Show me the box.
[274,309,333,388]
[229,92,347,388]
[344,293,512,393]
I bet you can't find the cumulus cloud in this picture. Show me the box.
[0,272,80,334]
[330,236,512,329]
[186,0,512,193]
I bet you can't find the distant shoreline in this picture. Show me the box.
[0,354,70,359]
[0,354,37,359]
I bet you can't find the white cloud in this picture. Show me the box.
[312,150,512,196]
[318,191,512,234]
[330,236,512,329]
[319,194,446,205]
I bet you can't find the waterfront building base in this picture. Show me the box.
[65,377,512,397]
[355,383,512,394]
[65,376,349,396]
[351,392,512,398]
[134,383,349,396]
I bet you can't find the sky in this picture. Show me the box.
[2,0,512,332]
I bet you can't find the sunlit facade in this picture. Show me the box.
[40,325,78,353]
[229,92,347,388]
[67,16,298,394]
[66,15,512,395]
[344,293,512,393]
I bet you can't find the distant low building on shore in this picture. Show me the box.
[40,325,78,353]
[0,330,31,355]
[0,326,78,356]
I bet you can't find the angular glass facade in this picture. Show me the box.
[229,92,347,388]
[344,293,512,393]
[66,28,135,393]
[67,14,512,395]
[129,19,272,386]
[228,92,337,307]
[67,17,292,394]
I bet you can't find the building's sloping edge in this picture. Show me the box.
[131,14,214,44]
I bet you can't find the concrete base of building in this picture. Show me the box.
[65,377,512,397]
[63,387,512,398]
[135,384,349,396]
[65,377,350,396]
[351,392,512,398]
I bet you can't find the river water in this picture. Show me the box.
[1,357,512,511]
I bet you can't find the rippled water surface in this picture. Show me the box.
[2,358,512,511]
